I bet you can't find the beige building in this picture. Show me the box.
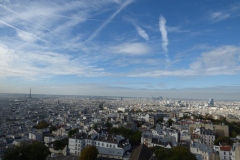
[231,143,240,160]
[189,124,229,137]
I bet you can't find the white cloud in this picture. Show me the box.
[210,11,230,21]
[159,15,168,53]
[167,26,189,33]
[17,31,36,42]
[128,45,240,77]
[0,45,105,79]
[111,42,150,55]
[134,25,149,41]
[85,0,134,43]
[190,45,240,69]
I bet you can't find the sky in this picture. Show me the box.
[0,0,240,100]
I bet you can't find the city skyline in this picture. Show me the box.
[0,0,240,100]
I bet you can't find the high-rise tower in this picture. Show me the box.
[29,88,32,98]
[208,98,214,107]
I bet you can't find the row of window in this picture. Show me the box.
[73,139,117,148]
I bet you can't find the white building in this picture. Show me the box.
[29,132,43,141]
[231,143,240,160]
[190,141,218,160]
[219,146,231,160]
[68,131,131,159]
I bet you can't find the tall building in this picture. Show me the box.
[208,98,214,107]
[29,88,32,98]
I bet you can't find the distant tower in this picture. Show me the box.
[29,88,32,98]
[208,98,214,107]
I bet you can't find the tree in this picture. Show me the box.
[49,125,57,132]
[105,121,113,129]
[68,129,78,137]
[156,117,163,123]
[109,127,142,146]
[79,145,98,160]
[214,136,233,145]
[33,120,49,129]
[129,130,142,147]
[153,146,196,160]
[53,138,68,150]
[167,118,174,127]
[3,142,50,160]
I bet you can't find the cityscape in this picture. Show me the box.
[0,91,240,160]
[1,0,240,160]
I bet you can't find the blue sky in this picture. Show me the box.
[0,0,240,100]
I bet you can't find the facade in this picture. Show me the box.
[68,131,131,159]
[219,146,231,160]
[29,132,43,141]
[190,141,219,160]
[200,128,215,147]
[189,124,229,137]
[208,99,214,107]
[141,130,178,148]
[141,132,153,147]
[231,143,240,160]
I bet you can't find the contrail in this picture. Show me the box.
[159,15,170,65]
[0,4,52,32]
[85,0,134,43]
[0,20,46,42]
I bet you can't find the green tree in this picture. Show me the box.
[129,130,142,146]
[3,142,50,160]
[167,118,174,127]
[33,120,50,129]
[153,146,196,160]
[79,145,98,160]
[214,136,233,145]
[156,117,163,123]
[49,125,57,132]
[68,129,78,137]
[231,131,238,137]
[53,138,68,150]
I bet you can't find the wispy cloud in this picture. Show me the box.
[133,24,149,41]
[0,44,106,79]
[128,45,240,77]
[111,42,150,55]
[210,11,230,21]
[208,2,240,22]
[167,26,189,33]
[159,15,170,65]
[85,0,134,43]
[0,20,46,42]
[159,15,168,52]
